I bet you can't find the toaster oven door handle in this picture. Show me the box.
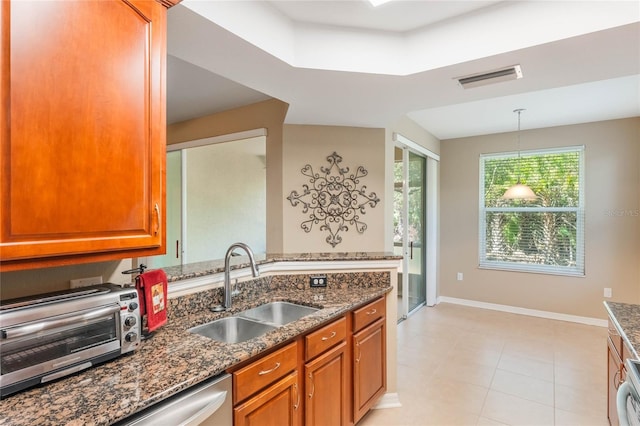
[1,305,120,340]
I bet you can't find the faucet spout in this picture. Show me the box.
[222,243,259,310]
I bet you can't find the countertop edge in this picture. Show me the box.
[604,301,640,360]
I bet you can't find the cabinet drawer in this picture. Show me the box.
[234,342,298,404]
[305,317,347,361]
[353,297,385,332]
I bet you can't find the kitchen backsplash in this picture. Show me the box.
[168,271,391,321]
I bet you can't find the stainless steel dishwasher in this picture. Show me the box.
[116,373,232,426]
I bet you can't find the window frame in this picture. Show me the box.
[478,145,585,276]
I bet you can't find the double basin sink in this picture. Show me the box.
[189,301,319,344]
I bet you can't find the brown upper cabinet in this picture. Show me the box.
[0,0,178,271]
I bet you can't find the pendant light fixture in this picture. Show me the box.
[502,109,537,200]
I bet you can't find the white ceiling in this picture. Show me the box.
[166,0,640,140]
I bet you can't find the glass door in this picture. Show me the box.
[394,147,426,321]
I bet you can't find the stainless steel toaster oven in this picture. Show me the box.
[0,284,141,397]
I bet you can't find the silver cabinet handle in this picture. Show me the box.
[355,341,362,363]
[258,362,281,376]
[321,331,337,341]
[308,372,315,399]
[367,308,377,315]
[1,304,119,340]
[293,382,300,410]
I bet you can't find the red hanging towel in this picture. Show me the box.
[136,269,168,333]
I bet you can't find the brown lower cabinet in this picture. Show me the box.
[305,317,349,426]
[229,295,387,426]
[352,297,386,424]
[352,319,386,423]
[305,341,348,425]
[234,371,301,426]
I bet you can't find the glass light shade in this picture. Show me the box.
[502,183,537,200]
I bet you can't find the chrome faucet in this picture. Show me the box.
[213,243,259,312]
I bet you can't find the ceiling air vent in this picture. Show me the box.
[456,65,523,89]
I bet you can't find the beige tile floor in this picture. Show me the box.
[360,302,609,426]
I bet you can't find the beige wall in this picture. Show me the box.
[167,99,289,253]
[0,260,133,300]
[282,124,386,253]
[388,116,440,155]
[440,117,640,319]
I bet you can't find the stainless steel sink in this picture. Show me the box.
[238,301,319,326]
[189,317,278,344]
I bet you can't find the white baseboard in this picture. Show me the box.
[373,392,401,409]
[437,296,607,327]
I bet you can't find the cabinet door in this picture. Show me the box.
[305,341,348,426]
[353,318,386,423]
[0,0,167,270]
[234,371,301,426]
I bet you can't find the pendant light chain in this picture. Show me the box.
[502,108,537,200]
[515,108,524,183]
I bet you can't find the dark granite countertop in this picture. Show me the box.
[163,251,401,282]
[0,270,392,426]
[604,301,640,359]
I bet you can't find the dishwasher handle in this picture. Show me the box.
[179,389,227,426]
[117,374,232,426]
[617,380,633,426]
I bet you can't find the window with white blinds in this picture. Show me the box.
[479,146,585,276]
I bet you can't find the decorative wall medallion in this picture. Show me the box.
[287,152,380,247]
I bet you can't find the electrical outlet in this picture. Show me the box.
[604,288,612,298]
[457,272,463,281]
[310,274,327,288]
[70,276,103,289]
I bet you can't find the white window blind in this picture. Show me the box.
[479,146,585,276]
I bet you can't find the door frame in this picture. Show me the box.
[393,133,439,312]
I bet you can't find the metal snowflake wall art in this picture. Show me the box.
[287,152,380,247]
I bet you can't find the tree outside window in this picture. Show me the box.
[479,146,585,276]
[394,156,424,246]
